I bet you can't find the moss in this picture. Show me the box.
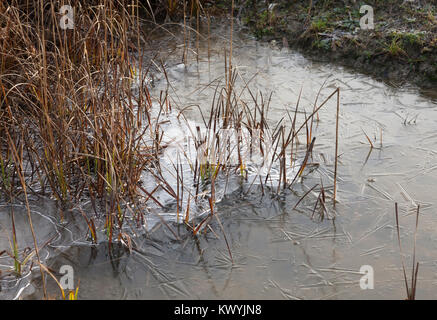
[254,26,274,38]
[313,38,331,51]
[362,50,373,60]
[383,36,407,57]
[392,31,424,46]
[253,10,276,38]
[311,17,328,32]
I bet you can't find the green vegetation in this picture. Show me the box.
[311,16,329,33]
[313,38,331,51]
[254,10,275,38]
[384,36,407,57]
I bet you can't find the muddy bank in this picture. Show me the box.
[237,0,437,89]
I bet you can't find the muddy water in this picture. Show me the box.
[2,21,437,299]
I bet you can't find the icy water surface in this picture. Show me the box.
[1,21,437,299]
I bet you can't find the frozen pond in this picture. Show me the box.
[1,20,436,300]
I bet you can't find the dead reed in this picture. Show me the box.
[0,0,342,298]
[395,202,420,300]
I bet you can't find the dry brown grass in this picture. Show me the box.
[0,0,155,245]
